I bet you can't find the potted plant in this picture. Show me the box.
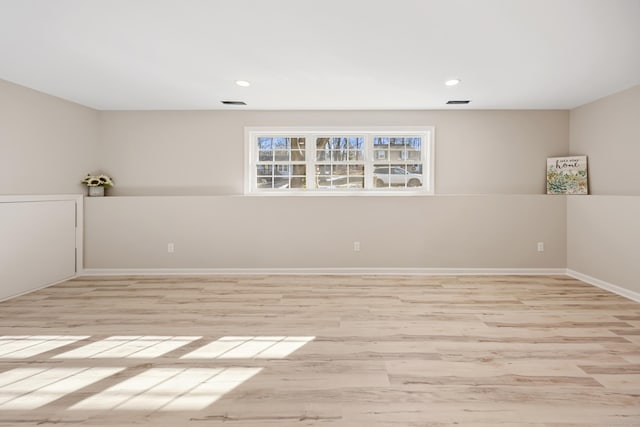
[81,174,114,197]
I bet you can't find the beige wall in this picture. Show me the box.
[567,196,640,294]
[84,109,570,270]
[568,85,640,295]
[84,195,566,270]
[570,85,640,195]
[0,80,99,195]
[98,110,569,196]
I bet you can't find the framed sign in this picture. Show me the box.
[546,156,588,195]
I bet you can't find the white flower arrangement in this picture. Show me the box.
[81,174,114,187]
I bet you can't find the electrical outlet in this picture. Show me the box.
[168,243,175,253]
[537,242,544,252]
[353,241,361,252]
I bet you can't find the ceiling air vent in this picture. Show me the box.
[221,101,247,105]
[446,100,471,105]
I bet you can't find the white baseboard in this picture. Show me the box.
[566,269,640,303]
[14,269,639,305]
[80,267,566,276]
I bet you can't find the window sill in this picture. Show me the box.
[244,190,434,197]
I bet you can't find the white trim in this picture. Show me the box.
[75,196,84,275]
[567,269,640,303]
[81,268,566,277]
[0,194,83,203]
[19,267,640,305]
[244,127,435,195]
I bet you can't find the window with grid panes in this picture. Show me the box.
[255,136,306,189]
[372,136,424,188]
[315,137,365,189]
[246,128,433,194]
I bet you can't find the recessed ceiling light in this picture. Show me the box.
[235,80,251,87]
[445,79,461,86]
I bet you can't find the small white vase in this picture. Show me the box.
[88,186,105,197]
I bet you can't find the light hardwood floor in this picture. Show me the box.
[0,275,638,426]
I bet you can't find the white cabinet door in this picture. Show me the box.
[0,200,76,300]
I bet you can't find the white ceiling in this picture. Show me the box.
[0,0,639,110]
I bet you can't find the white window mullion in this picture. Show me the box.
[250,133,258,193]
[426,131,434,194]
[306,134,315,190]
[364,134,374,190]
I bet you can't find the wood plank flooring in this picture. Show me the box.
[0,275,638,426]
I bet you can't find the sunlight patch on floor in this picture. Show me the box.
[0,336,89,359]
[0,367,123,410]
[0,335,314,412]
[53,336,201,359]
[70,367,262,411]
[181,336,315,359]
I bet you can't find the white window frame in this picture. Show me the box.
[244,127,435,195]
